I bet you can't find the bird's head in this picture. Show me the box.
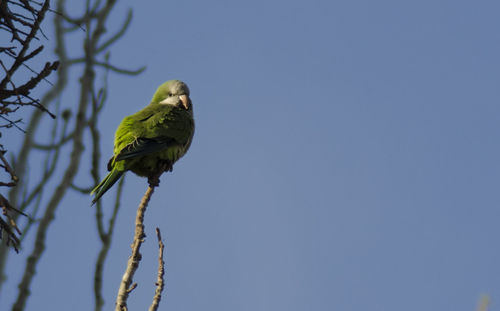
[152,80,192,110]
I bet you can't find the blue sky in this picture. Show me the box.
[1,0,500,310]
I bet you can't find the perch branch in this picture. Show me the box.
[115,172,164,311]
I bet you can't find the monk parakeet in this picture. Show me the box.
[91,80,195,205]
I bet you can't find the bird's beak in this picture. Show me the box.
[179,94,191,110]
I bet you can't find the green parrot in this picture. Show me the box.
[91,80,195,205]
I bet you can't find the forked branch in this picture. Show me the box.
[115,172,164,311]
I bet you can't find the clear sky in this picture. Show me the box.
[1,0,500,310]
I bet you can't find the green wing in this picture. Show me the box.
[115,137,175,161]
[110,104,194,171]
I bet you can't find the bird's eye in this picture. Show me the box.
[167,93,172,97]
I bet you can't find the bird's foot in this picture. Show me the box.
[148,174,161,188]
[147,162,171,187]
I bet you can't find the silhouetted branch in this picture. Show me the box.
[0,0,144,308]
[0,149,18,187]
[0,0,71,293]
[0,0,58,128]
[0,0,58,252]
[0,194,21,252]
[11,0,136,308]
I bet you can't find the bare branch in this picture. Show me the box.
[68,58,146,76]
[0,0,58,133]
[0,0,69,293]
[0,0,145,305]
[0,148,22,251]
[93,61,145,76]
[115,172,164,311]
[0,194,22,251]
[96,8,132,53]
[12,0,123,306]
[32,132,74,150]
[115,186,153,311]
[0,149,19,187]
[149,228,165,311]
[19,105,69,212]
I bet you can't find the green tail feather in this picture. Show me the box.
[91,169,124,205]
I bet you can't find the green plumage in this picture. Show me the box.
[91,80,195,205]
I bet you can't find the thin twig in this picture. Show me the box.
[0,194,21,252]
[67,57,145,75]
[0,150,19,187]
[149,227,165,311]
[19,108,69,212]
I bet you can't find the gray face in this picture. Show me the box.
[158,81,191,110]
[169,80,190,96]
